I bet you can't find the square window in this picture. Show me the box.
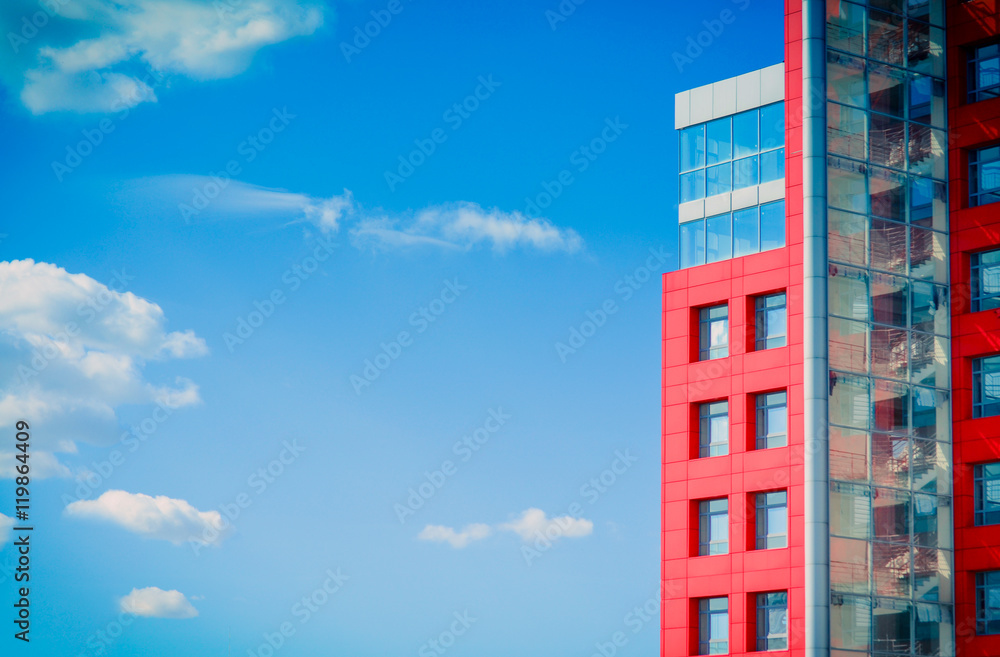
[970,145,1000,208]
[755,293,787,350]
[972,249,1000,312]
[698,597,729,655]
[969,43,1000,103]
[699,305,728,361]
[699,401,729,458]
[756,391,788,450]
[698,498,729,555]
[756,592,789,651]
[756,491,787,549]
[973,355,1000,419]
[977,571,1000,635]
[975,463,1000,526]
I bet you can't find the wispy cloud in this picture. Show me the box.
[151,176,584,254]
[65,490,228,546]
[119,587,199,618]
[0,260,206,477]
[418,508,593,549]
[2,0,324,114]
[417,523,492,549]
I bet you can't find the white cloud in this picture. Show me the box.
[3,0,324,114]
[65,490,228,546]
[0,260,206,476]
[418,508,594,549]
[119,587,198,618]
[149,177,584,254]
[499,508,593,542]
[417,523,492,549]
[0,513,12,547]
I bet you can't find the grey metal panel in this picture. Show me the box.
[705,192,732,216]
[690,84,714,125]
[802,2,830,656]
[675,90,691,129]
[713,77,737,118]
[760,63,785,105]
[678,200,705,223]
[735,69,761,112]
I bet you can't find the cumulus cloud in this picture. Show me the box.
[499,508,593,542]
[119,587,198,618]
[0,260,206,477]
[417,523,492,549]
[1,0,324,114]
[148,176,584,254]
[65,490,228,546]
[418,508,593,549]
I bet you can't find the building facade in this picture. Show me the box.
[661,1,1000,656]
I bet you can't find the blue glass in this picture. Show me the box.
[733,109,759,158]
[760,102,785,151]
[760,200,786,251]
[733,207,759,257]
[760,148,785,184]
[706,163,732,196]
[706,213,732,263]
[734,155,759,189]
[680,220,706,269]
[680,169,706,203]
[681,124,706,172]
[706,117,732,165]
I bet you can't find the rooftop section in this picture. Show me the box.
[674,63,785,130]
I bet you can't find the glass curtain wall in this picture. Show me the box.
[825,1,953,655]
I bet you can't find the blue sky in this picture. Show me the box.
[0,0,783,654]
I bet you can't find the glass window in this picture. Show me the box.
[970,145,1000,208]
[969,43,1000,103]
[680,220,705,269]
[733,155,759,189]
[828,1,865,56]
[699,400,729,458]
[699,597,728,655]
[828,102,867,159]
[756,592,789,651]
[680,168,706,203]
[975,463,1000,526]
[972,249,1000,312]
[760,102,785,151]
[830,209,868,267]
[760,200,786,251]
[706,162,732,197]
[829,157,867,213]
[868,9,904,66]
[699,498,729,555]
[733,109,759,158]
[977,571,1000,635]
[680,124,706,172]
[973,355,1000,419]
[755,293,787,350]
[706,213,732,263]
[733,207,759,257]
[760,148,785,184]
[869,113,906,170]
[828,51,867,108]
[699,305,728,361]
[869,62,906,118]
[756,491,788,549]
[832,594,872,651]
[910,175,946,231]
[756,391,788,449]
[706,117,732,165]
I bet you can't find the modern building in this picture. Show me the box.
[661,1,1000,656]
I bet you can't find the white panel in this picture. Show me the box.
[690,84,714,125]
[705,192,732,217]
[731,186,759,210]
[759,179,786,204]
[675,91,691,129]
[678,200,705,223]
[760,63,785,105]
[712,78,737,119]
[735,70,761,112]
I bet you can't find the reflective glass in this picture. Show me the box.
[828,1,866,55]
[733,155,759,189]
[829,51,867,108]
[870,63,907,117]
[830,264,870,322]
[911,281,947,335]
[706,213,732,264]
[706,162,732,196]
[832,594,872,651]
[681,169,706,203]
[870,166,907,221]
[733,207,759,257]
[706,117,732,165]
[870,113,907,169]
[831,481,872,539]
[829,102,868,159]
[831,536,871,593]
[831,372,871,430]
[680,220,706,269]
[872,487,910,543]
[908,123,945,180]
[760,102,785,151]
[830,209,868,267]
[830,317,869,374]
[871,217,908,275]
[868,9,905,66]
[733,109,759,158]
[830,157,868,213]
[973,356,1000,419]
[760,200,786,251]
[760,148,785,184]
[681,124,706,172]
[873,597,912,653]
[972,249,1000,312]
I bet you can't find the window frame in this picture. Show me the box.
[756,591,789,651]
[698,304,729,361]
[698,597,729,655]
[971,249,1000,312]
[755,292,788,350]
[968,42,1000,103]
[755,490,788,549]
[973,355,1000,419]
[756,391,788,450]
[977,571,1000,635]
[698,498,729,556]
[699,400,730,458]
[970,145,1000,208]
[975,463,1000,527]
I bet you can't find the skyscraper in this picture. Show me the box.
[662,1,1000,655]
